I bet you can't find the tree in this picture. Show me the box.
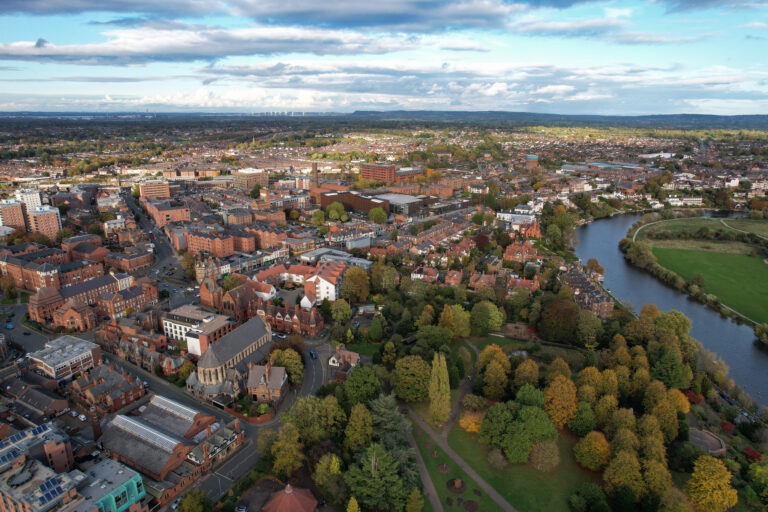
[131,185,140,199]
[483,359,508,401]
[221,275,243,291]
[341,268,370,304]
[0,276,16,300]
[332,299,353,323]
[472,212,485,225]
[470,300,504,335]
[659,488,694,512]
[538,299,579,344]
[55,228,75,244]
[585,258,605,275]
[544,375,578,429]
[418,304,435,328]
[272,348,304,384]
[178,489,212,512]
[347,497,360,512]
[311,209,325,226]
[344,444,407,512]
[685,456,737,512]
[514,359,539,388]
[568,402,597,437]
[369,317,383,342]
[271,423,304,477]
[546,357,572,385]
[318,395,347,441]
[256,427,277,457]
[327,201,345,220]
[406,488,424,512]
[479,344,511,373]
[381,266,399,292]
[516,384,545,407]
[392,356,430,402]
[652,398,679,443]
[502,406,558,463]
[643,459,672,497]
[576,310,604,347]
[249,183,263,199]
[437,304,456,336]
[368,207,387,224]
[604,450,645,499]
[529,440,560,472]
[345,403,373,454]
[344,365,382,406]
[450,304,471,338]
[574,431,611,470]
[314,453,346,504]
[429,353,450,425]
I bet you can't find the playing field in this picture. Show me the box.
[652,247,768,324]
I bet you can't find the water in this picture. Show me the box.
[574,214,768,404]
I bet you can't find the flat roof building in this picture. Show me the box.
[27,336,102,381]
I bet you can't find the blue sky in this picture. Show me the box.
[0,0,766,114]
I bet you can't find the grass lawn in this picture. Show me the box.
[0,297,15,305]
[344,342,381,357]
[411,388,462,433]
[652,247,768,324]
[472,335,535,351]
[19,292,29,304]
[412,423,504,512]
[637,217,732,240]
[722,218,768,238]
[447,423,600,512]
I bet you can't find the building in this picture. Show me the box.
[0,457,82,512]
[69,364,145,415]
[15,189,42,209]
[328,346,360,385]
[262,485,317,512]
[0,199,27,231]
[361,163,396,183]
[306,261,345,302]
[0,423,74,475]
[233,169,269,191]
[162,305,234,357]
[526,155,539,171]
[27,336,102,381]
[186,232,235,258]
[187,316,272,403]
[28,274,129,326]
[71,459,147,512]
[319,191,390,215]
[246,363,287,405]
[27,206,62,243]
[138,181,170,200]
[144,201,190,228]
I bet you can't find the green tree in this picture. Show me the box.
[344,444,407,512]
[272,348,304,384]
[55,228,75,244]
[368,207,387,224]
[538,299,579,344]
[345,403,373,454]
[604,450,645,499]
[437,304,457,337]
[311,209,326,226]
[516,384,545,407]
[250,183,261,199]
[483,359,508,401]
[221,275,243,291]
[270,423,304,478]
[685,456,738,512]
[368,317,384,342]
[178,489,212,512]
[428,353,451,425]
[418,304,435,327]
[381,267,399,292]
[392,356,430,402]
[576,309,604,347]
[341,267,370,304]
[470,300,504,335]
[514,359,539,388]
[318,395,347,441]
[131,185,140,199]
[332,299,353,323]
[344,365,383,406]
[450,304,471,338]
[568,402,596,437]
[327,201,345,220]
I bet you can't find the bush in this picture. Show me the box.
[529,440,559,472]
[743,447,762,462]
[720,421,735,434]
[487,448,508,471]
[569,483,609,512]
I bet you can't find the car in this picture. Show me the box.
[5,324,12,329]
[78,414,87,421]
[171,498,181,510]
[235,507,247,512]
[71,411,78,417]
[22,331,30,336]
[143,381,149,389]
[309,351,317,359]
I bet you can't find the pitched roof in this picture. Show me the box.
[263,485,317,512]
[197,315,270,369]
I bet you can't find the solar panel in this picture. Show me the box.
[54,487,63,496]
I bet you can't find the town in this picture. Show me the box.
[0,116,765,512]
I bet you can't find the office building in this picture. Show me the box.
[138,181,170,200]
[0,200,27,231]
[233,169,269,191]
[26,335,102,381]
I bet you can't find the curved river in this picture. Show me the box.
[574,214,768,404]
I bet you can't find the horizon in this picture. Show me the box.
[1,1,767,115]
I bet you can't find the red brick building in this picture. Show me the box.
[138,181,171,199]
[0,199,27,231]
[187,232,235,258]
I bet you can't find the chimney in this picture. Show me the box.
[206,426,212,438]
[312,163,318,187]
[265,362,270,383]
[234,420,241,434]
[108,364,115,372]
[202,443,209,461]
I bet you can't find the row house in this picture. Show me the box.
[0,255,103,291]
[410,266,439,283]
[560,264,615,319]
[468,273,497,291]
[503,240,540,263]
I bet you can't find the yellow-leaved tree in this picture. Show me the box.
[685,456,738,512]
[543,374,578,429]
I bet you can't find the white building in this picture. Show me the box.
[15,189,42,209]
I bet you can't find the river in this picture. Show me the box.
[574,214,768,404]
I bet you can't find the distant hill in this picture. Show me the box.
[347,110,768,129]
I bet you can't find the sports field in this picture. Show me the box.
[652,247,768,324]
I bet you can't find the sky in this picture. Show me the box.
[0,0,767,115]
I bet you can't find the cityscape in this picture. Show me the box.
[0,2,768,512]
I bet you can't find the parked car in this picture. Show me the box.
[171,498,181,510]
[70,411,78,418]
[235,507,247,512]
[309,351,317,359]
[78,414,87,421]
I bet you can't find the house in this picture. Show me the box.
[306,261,345,302]
[468,273,496,291]
[503,240,539,263]
[410,266,439,283]
[246,362,288,405]
[444,270,463,286]
[328,346,360,384]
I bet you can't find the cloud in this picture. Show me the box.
[510,17,627,37]
[659,0,768,12]
[0,25,415,65]
[744,21,768,28]
[0,0,225,16]
[437,39,490,52]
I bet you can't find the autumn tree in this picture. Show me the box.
[685,456,738,512]
[604,450,646,499]
[392,356,430,402]
[659,488,694,512]
[271,423,304,478]
[543,375,578,429]
[332,299,353,323]
[450,304,471,338]
[345,403,373,454]
[483,359,508,401]
[341,267,370,304]
[314,453,346,504]
[470,300,504,335]
[643,459,672,497]
[428,353,450,425]
[574,431,611,471]
[405,488,424,512]
[538,299,579,344]
[479,344,511,373]
[514,359,539,388]
[418,304,435,327]
[368,207,387,224]
[437,304,457,337]
[347,497,360,512]
[178,489,212,512]
[546,357,571,385]
[272,348,304,384]
[0,276,16,300]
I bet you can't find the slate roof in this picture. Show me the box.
[246,365,286,391]
[60,274,117,299]
[198,316,270,369]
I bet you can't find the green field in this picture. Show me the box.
[721,218,768,238]
[653,247,768,324]
[447,425,599,512]
[637,217,731,240]
[412,423,503,512]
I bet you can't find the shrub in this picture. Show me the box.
[720,421,735,434]
[459,413,483,433]
[743,447,762,462]
[683,390,703,405]
[487,448,508,471]
[529,440,559,472]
